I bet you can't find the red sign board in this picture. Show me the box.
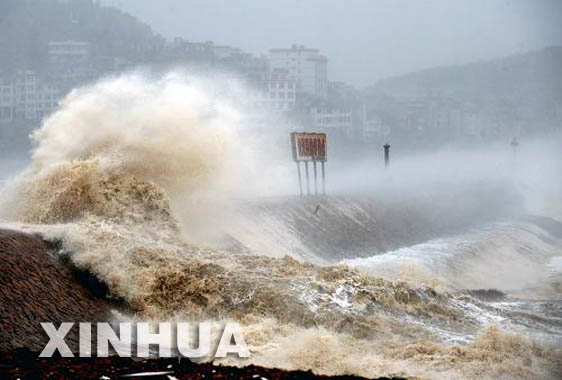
[291,132,327,162]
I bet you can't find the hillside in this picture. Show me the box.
[0,0,165,72]
[367,46,562,104]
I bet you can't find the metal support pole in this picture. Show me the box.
[305,161,310,195]
[296,162,303,197]
[313,160,318,195]
[321,161,326,195]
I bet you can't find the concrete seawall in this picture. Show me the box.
[225,181,523,262]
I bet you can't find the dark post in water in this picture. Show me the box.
[383,143,391,168]
[511,136,519,156]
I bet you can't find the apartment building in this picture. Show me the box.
[310,106,352,132]
[269,45,327,98]
[257,68,298,110]
[0,71,60,122]
[48,40,91,70]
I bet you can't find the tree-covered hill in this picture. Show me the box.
[366,46,562,105]
[0,0,165,72]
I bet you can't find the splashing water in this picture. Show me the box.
[0,72,560,380]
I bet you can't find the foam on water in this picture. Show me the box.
[345,221,562,295]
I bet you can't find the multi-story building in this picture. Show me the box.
[255,68,297,110]
[362,112,388,141]
[310,106,352,133]
[0,78,15,123]
[269,45,327,98]
[35,82,60,120]
[48,40,91,70]
[211,44,242,59]
[14,70,37,120]
[0,71,60,122]
[170,38,215,59]
[48,41,97,91]
[169,39,247,61]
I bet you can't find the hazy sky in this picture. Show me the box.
[102,0,562,87]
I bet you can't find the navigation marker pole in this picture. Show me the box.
[384,143,391,168]
[511,136,519,157]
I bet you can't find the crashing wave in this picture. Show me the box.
[0,72,560,379]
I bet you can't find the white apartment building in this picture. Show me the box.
[170,39,244,60]
[310,106,352,132]
[14,70,38,120]
[269,45,327,98]
[0,80,14,122]
[0,71,60,122]
[255,68,297,111]
[48,40,91,70]
[211,44,242,59]
[35,83,60,120]
[363,115,386,141]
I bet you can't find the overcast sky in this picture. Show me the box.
[102,0,562,87]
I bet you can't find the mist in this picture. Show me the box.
[101,0,562,85]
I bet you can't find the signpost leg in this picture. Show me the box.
[313,160,318,195]
[321,161,326,195]
[296,162,303,197]
[305,162,310,195]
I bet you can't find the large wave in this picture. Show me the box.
[0,72,560,379]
